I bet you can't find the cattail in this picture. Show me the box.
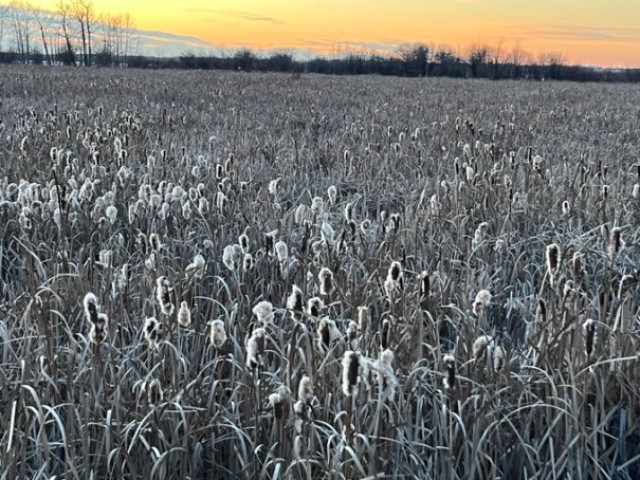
[177,301,192,328]
[222,244,237,271]
[144,316,160,349]
[146,378,163,405]
[209,319,227,348]
[287,285,304,321]
[618,274,634,300]
[572,251,583,279]
[242,253,254,272]
[293,400,306,434]
[360,219,371,235]
[294,204,308,225]
[419,271,430,297]
[380,318,390,349]
[327,185,338,205]
[632,183,640,199]
[155,276,174,316]
[343,202,353,222]
[608,227,624,259]
[472,222,489,250]
[388,261,403,282]
[268,178,281,195]
[546,243,560,287]
[494,238,506,254]
[275,240,288,263]
[346,321,359,349]
[216,191,226,212]
[268,392,286,420]
[493,346,506,372]
[239,232,250,254]
[562,200,570,216]
[265,230,277,256]
[583,319,596,357]
[253,300,274,325]
[374,349,397,399]
[342,351,362,397]
[198,197,209,215]
[311,196,324,216]
[536,298,546,323]
[472,335,492,360]
[246,327,266,369]
[601,184,609,199]
[298,375,314,404]
[563,280,576,302]
[357,306,369,333]
[89,313,109,344]
[307,297,324,317]
[389,213,401,232]
[182,201,192,220]
[186,254,206,279]
[105,205,117,224]
[317,317,339,350]
[83,292,100,325]
[149,233,162,253]
[318,268,334,296]
[472,290,492,316]
[442,353,456,389]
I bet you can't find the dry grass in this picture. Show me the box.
[1,65,640,479]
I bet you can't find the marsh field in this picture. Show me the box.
[1,66,640,479]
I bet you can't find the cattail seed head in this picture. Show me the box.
[342,350,362,397]
[275,240,288,263]
[268,392,286,420]
[472,335,492,360]
[318,267,334,296]
[239,233,250,254]
[146,378,163,405]
[472,289,492,316]
[177,301,192,328]
[155,276,174,316]
[265,230,277,256]
[83,292,100,325]
[357,306,369,333]
[144,316,160,349]
[443,353,456,389]
[246,327,266,369]
[618,274,634,300]
[420,271,430,297]
[253,300,274,326]
[209,319,227,348]
[562,200,570,216]
[298,375,314,404]
[242,253,254,272]
[493,346,506,372]
[307,297,324,317]
[572,251,583,279]
[633,183,640,199]
[185,254,206,279]
[317,317,339,350]
[149,233,162,253]
[380,318,391,349]
[608,227,624,259]
[546,243,560,286]
[327,185,338,205]
[583,319,596,357]
[287,285,304,321]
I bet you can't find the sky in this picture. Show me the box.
[9,0,640,67]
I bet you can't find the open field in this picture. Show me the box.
[1,66,640,479]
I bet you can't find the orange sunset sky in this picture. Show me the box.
[15,0,640,67]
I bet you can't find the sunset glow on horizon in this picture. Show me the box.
[18,0,640,67]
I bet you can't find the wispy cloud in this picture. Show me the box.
[224,10,284,25]
[505,24,640,43]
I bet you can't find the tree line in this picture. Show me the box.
[136,46,640,83]
[1,3,639,83]
[0,0,135,66]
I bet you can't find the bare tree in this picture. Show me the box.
[72,0,94,66]
[10,0,32,63]
[56,0,76,65]
[29,3,53,65]
[0,3,9,51]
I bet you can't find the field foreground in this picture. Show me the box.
[1,67,640,479]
